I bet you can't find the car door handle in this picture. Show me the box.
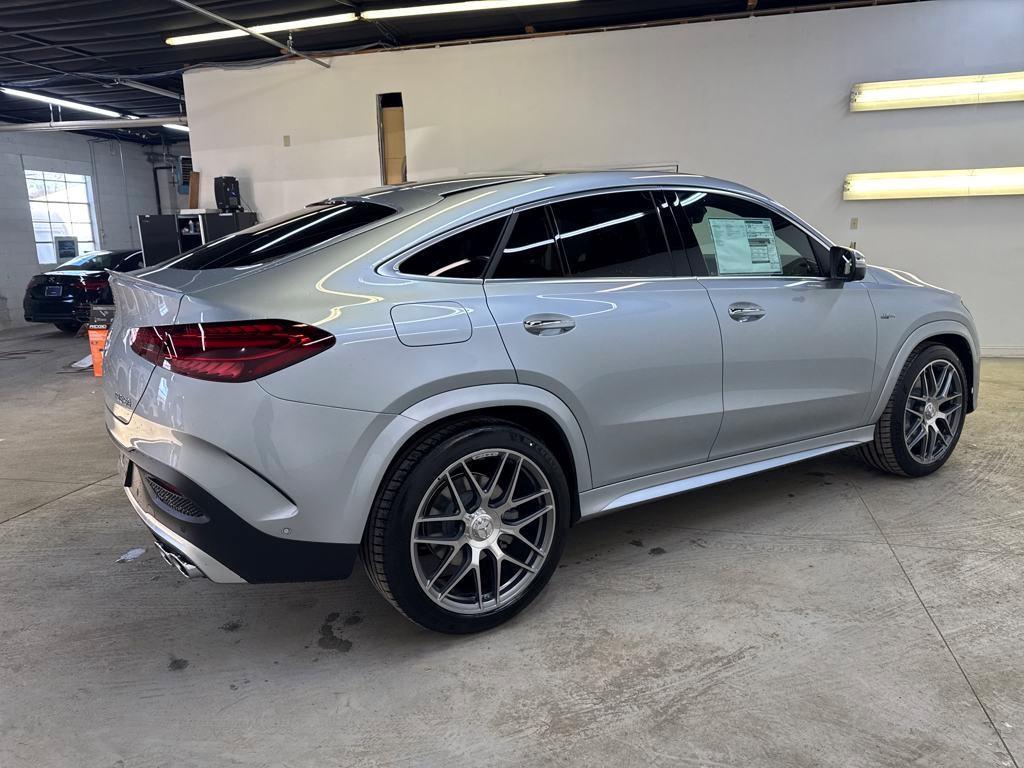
[523,313,576,335]
[728,302,766,322]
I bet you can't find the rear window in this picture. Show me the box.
[171,201,395,270]
[55,251,113,271]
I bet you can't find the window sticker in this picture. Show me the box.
[708,217,782,275]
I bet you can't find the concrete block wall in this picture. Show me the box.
[0,130,189,329]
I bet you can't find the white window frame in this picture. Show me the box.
[24,169,101,264]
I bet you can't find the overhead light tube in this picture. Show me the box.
[162,124,190,132]
[0,87,121,118]
[362,0,580,21]
[844,167,1024,200]
[165,12,357,46]
[850,71,1024,111]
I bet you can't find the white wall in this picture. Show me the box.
[183,0,1024,354]
[0,132,188,329]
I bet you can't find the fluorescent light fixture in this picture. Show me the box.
[363,0,580,21]
[0,87,121,118]
[850,71,1024,111]
[162,123,190,132]
[165,12,357,46]
[844,167,1024,200]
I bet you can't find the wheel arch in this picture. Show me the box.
[868,320,979,423]
[349,385,593,541]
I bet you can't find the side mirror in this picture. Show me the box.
[829,245,866,282]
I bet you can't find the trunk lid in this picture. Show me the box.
[104,273,184,423]
[28,270,103,300]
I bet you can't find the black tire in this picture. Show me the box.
[858,343,967,477]
[361,419,570,634]
[54,321,81,334]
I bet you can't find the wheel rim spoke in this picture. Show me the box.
[904,360,962,465]
[411,447,556,616]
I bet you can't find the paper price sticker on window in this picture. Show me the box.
[708,218,782,275]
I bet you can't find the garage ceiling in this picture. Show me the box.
[0,0,923,143]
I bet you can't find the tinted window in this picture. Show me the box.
[551,192,672,278]
[677,193,821,277]
[172,202,395,270]
[492,207,563,279]
[399,217,506,278]
[55,251,113,271]
[112,252,143,272]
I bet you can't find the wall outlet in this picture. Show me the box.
[850,217,859,230]
[283,135,291,147]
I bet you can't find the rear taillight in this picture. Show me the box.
[130,319,335,383]
[80,277,107,292]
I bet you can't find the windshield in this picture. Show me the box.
[169,201,397,270]
[55,251,113,271]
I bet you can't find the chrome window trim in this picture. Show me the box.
[377,184,836,284]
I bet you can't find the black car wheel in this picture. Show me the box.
[362,418,570,634]
[54,321,81,334]
[859,343,967,477]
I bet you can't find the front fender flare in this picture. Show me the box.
[867,319,979,424]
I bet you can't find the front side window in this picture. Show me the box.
[172,201,396,270]
[491,207,563,279]
[25,170,99,263]
[551,191,672,278]
[675,192,822,277]
[398,217,507,278]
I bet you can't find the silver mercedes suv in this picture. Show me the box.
[104,172,979,633]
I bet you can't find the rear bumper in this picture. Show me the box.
[23,296,76,322]
[117,448,359,584]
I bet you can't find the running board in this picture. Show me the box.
[579,425,875,519]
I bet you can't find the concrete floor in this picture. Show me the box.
[1,324,1021,768]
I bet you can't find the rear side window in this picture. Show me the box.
[492,207,563,279]
[399,217,507,278]
[172,202,395,270]
[676,193,822,277]
[551,192,672,278]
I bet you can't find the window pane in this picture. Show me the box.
[29,201,50,222]
[50,220,71,237]
[399,217,506,278]
[44,179,68,201]
[47,202,71,226]
[26,177,46,200]
[72,222,93,242]
[65,173,86,183]
[679,193,821,277]
[67,182,89,203]
[551,192,672,278]
[68,203,92,223]
[36,243,55,263]
[43,171,65,181]
[33,222,52,242]
[24,170,43,179]
[79,242,96,254]
[174,201,396,270]
[492,207,562,279]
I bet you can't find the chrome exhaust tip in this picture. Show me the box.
[153,538,205,579]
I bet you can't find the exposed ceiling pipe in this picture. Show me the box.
[0,116,187,131]
[112,78,183,101]
[168,0,330,69]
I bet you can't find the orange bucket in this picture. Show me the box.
[88,325,109,377]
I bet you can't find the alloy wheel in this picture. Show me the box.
[410,448,556,615]
[904,359,963,464]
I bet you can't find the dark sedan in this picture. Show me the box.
[23,249,143,333]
